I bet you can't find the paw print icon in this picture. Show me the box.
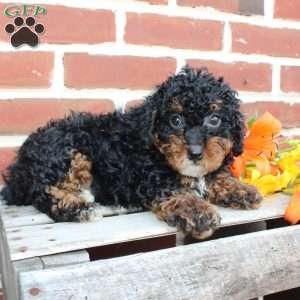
[5,17,44,47]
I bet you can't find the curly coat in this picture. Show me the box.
[1,66,262,239]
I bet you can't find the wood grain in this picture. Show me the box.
[8,212,177,261]
[19,225,300,300]
[1,205,53,228]
[6,193,290,261]
[0,216,19,300]
[40,251,90,268]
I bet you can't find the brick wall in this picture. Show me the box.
[1,0,300,181]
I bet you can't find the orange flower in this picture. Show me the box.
[231,156,245,177]
[284,191,300,224]
[244,112,281,160]
[231,112,300,225]
[231,112,281,177]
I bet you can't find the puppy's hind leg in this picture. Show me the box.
[46,152,102,222]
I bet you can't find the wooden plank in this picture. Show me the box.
[219,193,290,227]
[19,225,300,300]
[6,194,290,261]
[12,258,44,300]
[4,214,53,228]
[8,212,177,261]
[13,250,90,272]
[12,252,89,300]
[0,215,19,300]
[1,192,289,230]
[0,186,53,228]
[14,258,43,273]
[1,205,53,228]
[1,193,289,230]
[40,251,90,268]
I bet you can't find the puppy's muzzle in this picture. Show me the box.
[185,126,204,161]
[188,145,203,159]
[185,114,221,161]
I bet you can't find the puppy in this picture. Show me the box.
[1,66,262,239]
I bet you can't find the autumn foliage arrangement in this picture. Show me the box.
[231,112,300,224]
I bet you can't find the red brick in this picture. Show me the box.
[0,52,53,88]
[274,0,300,21]
[0,148,17,183]
[125,100,144,111]
[187,60,272,92]
[139,0,168,4]
[242,102,300,128]
[64,54,176,89]
[125,13,223,50]
[281,66,300,92]
[232,23,300,58]
[177,0,239,13]
[0,99,114,134]
[178,0,264,15]
[0,4,115,44]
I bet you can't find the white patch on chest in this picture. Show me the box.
[179,159,207,197]
[193,178,207,198]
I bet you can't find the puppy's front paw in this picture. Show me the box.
[229,183,263,209]
[208,177,263,209]
[153,194,220,239]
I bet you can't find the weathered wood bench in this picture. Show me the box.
[1,193,299,300]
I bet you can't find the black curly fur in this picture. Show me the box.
[1,66,245,223]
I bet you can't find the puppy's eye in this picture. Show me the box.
[169,114,185,130]
[210,103,219,111]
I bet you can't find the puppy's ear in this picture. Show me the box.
[231,110,245,156]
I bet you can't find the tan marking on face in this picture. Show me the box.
[201,137,233,173]
[155,134,232,178]
[155,134,188,172]
[170,99,183,112]
[155,134,207,177]
[46,152,93,210]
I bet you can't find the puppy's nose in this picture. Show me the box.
[188,145,203,160]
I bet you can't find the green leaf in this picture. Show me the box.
[245,163,256,168]
[247,112,258,129]
[287,139,300,146]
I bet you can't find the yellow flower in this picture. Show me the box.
[232,112,300,224]
[245,170,291,196]
[277,141,300,185]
